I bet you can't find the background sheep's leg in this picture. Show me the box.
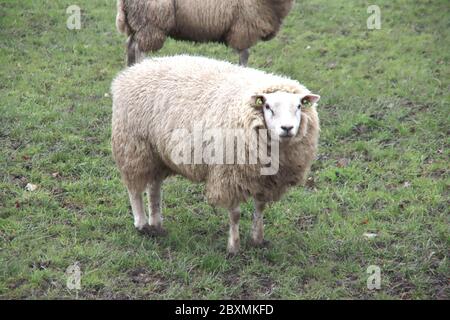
[126,35,136,66]
[227,206,241,254]
[147,179,166,235]
[238,49,249,66]
[126,34,144,67]
[250,200,268,247]
[128,189,147,230]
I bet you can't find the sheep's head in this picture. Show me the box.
[252,91,320,141]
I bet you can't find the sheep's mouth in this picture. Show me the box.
[279,133,294,139]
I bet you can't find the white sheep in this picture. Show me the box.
[116,0,295,66]
[111,55,320,254]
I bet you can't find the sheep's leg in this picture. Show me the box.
[238,49,249,66]
[227,206,241,255]
[126,34,144,67]
[250,200,269,247]
[139,180,167,236]
[128,189,148,231]
[126,35,136,66]
[146,179,166,236]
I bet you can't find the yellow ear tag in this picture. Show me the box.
[301,98,312,108]
[255,97,263,107]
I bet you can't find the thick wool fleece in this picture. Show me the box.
[111,55,319,209]
[116,0,295,52]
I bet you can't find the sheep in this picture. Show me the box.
[111,55,320,254]
[116,0,295,66]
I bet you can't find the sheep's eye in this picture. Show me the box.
[264,104,274,115]
[297,104,302,110]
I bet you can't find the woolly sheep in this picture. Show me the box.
[111,55,320,254]
[116,0,295,66]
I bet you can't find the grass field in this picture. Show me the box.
[0,0,449,299]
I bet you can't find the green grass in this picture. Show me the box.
[0,0,448,299]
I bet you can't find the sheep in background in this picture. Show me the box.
[111,55,320,254]
[116,0,295,66]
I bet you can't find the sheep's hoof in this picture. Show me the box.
[138,225,167,237]
[249,239,270,248]
[226,244,240,258]
[226,250,239,259]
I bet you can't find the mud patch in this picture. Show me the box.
[296,214,316,231]
[8,278,27,290]
[128,267,169,294]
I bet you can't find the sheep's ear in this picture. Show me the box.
[251,95,266,108]
[301,94,320,107]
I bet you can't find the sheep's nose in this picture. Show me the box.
[281,125,294,133]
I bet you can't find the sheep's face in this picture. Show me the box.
[254,91,320,140]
